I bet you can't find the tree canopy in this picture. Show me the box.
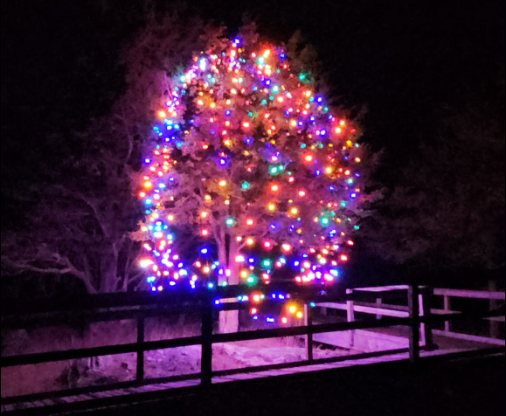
[136,27,373,296]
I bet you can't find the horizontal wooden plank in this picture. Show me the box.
[1,336,202,367]
[1,373,201,406]
[1,284,322,316]
[434,289,505,301]
[420,308,505,325]
[433,330,506,346]
[212,316,411,344]
[316,302,410,318]
[353,285,410,293]
[1,305,203,330]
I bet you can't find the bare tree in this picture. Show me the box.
[1,11,223,294]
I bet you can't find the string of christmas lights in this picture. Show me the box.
[137,35,364,322]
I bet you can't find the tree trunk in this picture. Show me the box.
[217,238,228,286]
[228,239,241,286]
[217,235,240,334]
[99,251,119,293]
[219,307,240,334]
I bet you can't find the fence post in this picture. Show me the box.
[305,304,314,362]
[444,295,452,333]
[489,279,500,339]
[136,315,145,382]
[409,285,420,363]
[201,297,213,387]
[346,289,355,348]
[418,291,426,347]
[376,298,383,320]
[421,287,437,351]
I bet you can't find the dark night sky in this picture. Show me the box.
[1,0,505,215]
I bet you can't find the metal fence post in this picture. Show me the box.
[201,297,213,387]
[409,285,420,363]
[305,304,314,362]
[136,315,145,382]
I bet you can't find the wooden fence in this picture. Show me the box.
[318,285,506,349]
[1,284,505,405]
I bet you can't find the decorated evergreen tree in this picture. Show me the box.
[137,30,366,332]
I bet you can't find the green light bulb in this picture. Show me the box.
[262,259,272,269]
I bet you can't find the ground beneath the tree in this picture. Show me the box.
[75,339,347,388]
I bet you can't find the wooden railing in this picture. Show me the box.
[1,285,504,405]
[434,288,505,344]
[318,285,506,350]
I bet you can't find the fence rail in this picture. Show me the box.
[318,286,505,350]
[2,284,505,405]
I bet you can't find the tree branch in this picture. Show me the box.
[1,258,72,276]
[2,255,97,294]
[118,103,135,165]
[75,193,110,239]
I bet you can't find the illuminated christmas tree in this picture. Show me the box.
[137,31,365,330]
